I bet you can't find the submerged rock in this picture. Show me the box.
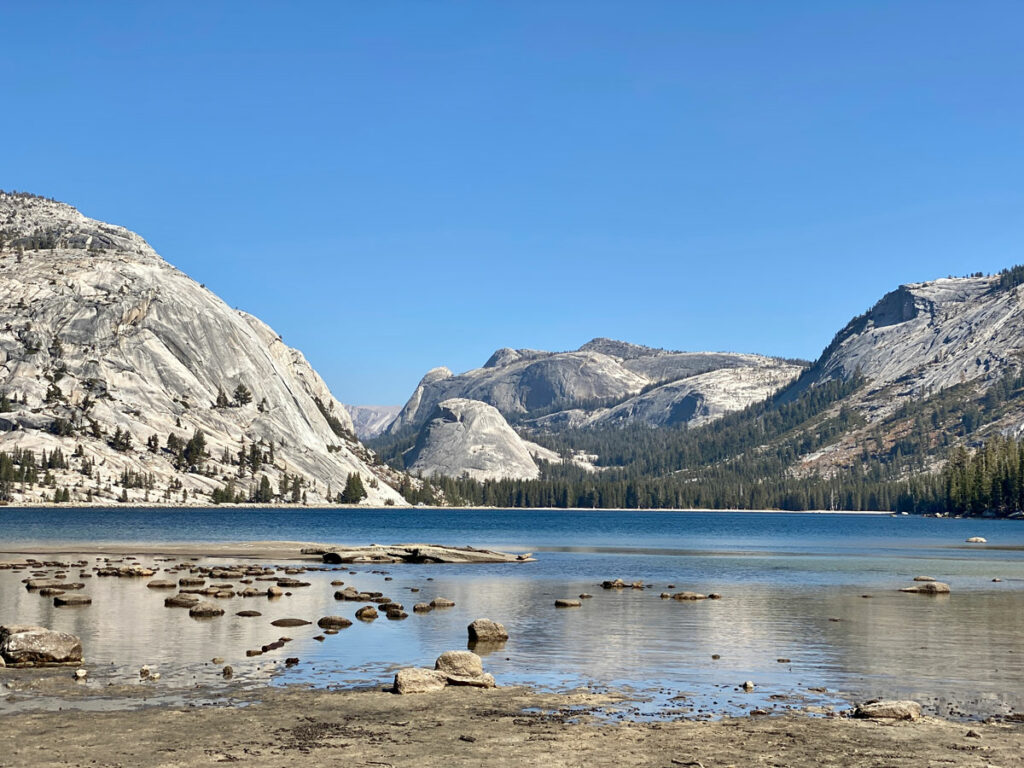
[53,594,92,607]
[899,582,951,594]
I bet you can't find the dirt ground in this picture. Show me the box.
[1,685,1021,768]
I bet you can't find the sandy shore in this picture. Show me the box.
[0,684,1021,768]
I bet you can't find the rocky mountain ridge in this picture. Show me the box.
[346,404,401,440]
[0,192,406,506]
[388,339,803,436]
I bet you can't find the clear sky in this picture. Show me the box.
[4,2,1023,405]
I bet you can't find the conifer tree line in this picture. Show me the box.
[380,362,1024,517]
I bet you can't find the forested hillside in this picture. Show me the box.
[374,268,1024,517]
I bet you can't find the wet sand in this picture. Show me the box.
[1,684,1022,768]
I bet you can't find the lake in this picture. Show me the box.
[1,507,1023,719]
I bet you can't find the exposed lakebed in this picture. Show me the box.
[1,508,1023,721]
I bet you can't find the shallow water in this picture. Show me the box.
[1,508,1023,719]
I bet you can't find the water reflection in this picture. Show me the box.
[2,549,1024,720]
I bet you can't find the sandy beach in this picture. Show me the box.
[1,683,1022,768]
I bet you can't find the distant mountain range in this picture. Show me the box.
[6,191,1024,514]
[373,270,1024,515]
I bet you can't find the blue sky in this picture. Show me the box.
[4,2,1023,404]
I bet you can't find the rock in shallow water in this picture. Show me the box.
[468,618,508,643]
[53,594,92,607]
[189,601,225,617]
[317,616,352,630]
[899,582,951,594]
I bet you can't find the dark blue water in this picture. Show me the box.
[2,508,1023,719]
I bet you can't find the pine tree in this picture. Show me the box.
[233,383,253,406]
[340,473,367,504]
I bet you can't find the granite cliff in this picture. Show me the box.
[0,192,405,505]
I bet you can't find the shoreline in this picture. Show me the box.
[0,503,896,513]
[0,682,1020,767]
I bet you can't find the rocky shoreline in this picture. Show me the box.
[1,542,1022,766]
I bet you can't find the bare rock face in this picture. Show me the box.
[0,192,405,506]
[579,364,803,429]
[388,338,801,435]
[345,405,402,440]
[404,399,541,481]
[803,276,1024,396]
[0,624,83,666]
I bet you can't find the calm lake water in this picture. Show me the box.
[2,507,1023,719]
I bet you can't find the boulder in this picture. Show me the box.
[0,625,83,666]
[270,618,311,627]
[434,650,496,688]
[317,616,352,630]
[394,667,448,694]
[899,582,951,595]
[53,594,92,607]
[430,597,455,608]
[435,650,483,679]
[146,580,177,589]
[165,594,200,608]
[189,601,225,617]
[555,599,581,607]
[355,606,378,621]
[468,618,509,643]
[413,603,433,613]
[386,609,408,620]
[912,576,936,582]
[671,592,708,601]
[236,610,262,617]
[852,700,922,721]
[966,537,987,544]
